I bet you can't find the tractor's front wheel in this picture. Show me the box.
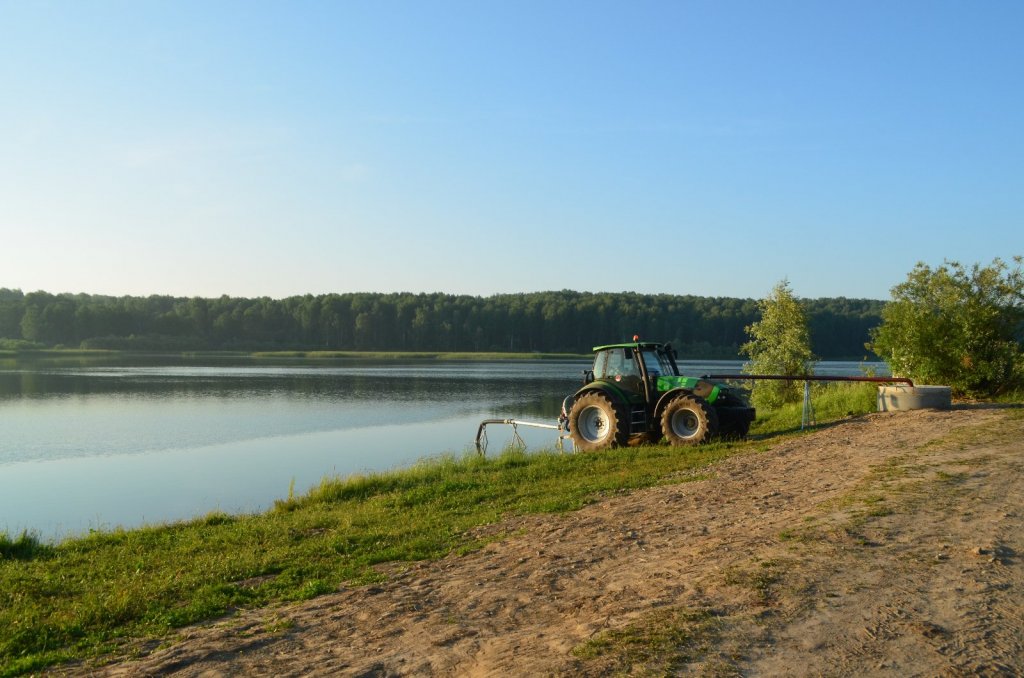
[661,395,719,446]
[568,392,628,452]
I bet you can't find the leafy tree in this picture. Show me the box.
[869,257,1024,397]
[741,280,817,409]
[0,288,25,339]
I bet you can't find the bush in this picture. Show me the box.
[0,338,44,351]
[869,257,1024,397]
[79,334,205,351]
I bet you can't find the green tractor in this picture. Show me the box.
[560,340,756,451]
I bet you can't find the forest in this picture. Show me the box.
[0,289,884,359]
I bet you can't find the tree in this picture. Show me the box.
[0,288,25,339]
[741,280,817,409]
[869,257,1024,397]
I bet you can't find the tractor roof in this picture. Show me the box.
[592,342,666,352]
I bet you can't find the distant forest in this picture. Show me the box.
[0,289,885,359]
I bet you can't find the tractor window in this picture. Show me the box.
[610,349,640,377]
[606,350,624,376]
[640,349,676,377]
[594,348,639,378]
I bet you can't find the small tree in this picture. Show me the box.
[741,280,817,409]
[869,257,1024,397]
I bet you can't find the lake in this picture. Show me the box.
[0,356,886,541]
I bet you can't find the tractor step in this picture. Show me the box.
[628,407,647,433]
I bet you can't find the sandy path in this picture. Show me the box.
[71,406,1022,676]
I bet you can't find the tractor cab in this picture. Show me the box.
[585,342,679,403]
[592,344,675,379]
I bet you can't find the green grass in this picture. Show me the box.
[751,381,878,436]
[0,383,885,675]
[994,388,1024,405]
[571,607,721,674]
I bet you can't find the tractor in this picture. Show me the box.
[560,340,756,451]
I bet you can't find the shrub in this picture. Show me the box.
[741,280,817,409]
[869,257,1024,397]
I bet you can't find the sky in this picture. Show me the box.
[1,1,1022,301]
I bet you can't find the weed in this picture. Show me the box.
[572,607,720,675]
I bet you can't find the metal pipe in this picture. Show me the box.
[702,374,915,387]
[475,418,563,453]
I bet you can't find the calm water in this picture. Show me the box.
[0,356,885,541]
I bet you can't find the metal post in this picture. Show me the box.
[801,380,816,429]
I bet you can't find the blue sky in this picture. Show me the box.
[1,1,1021,300]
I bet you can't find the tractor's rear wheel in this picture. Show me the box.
[661,395,718,446]
[568,392,628,452]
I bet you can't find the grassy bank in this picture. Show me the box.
[0,384,878,676]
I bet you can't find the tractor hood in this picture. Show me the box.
[656,376,721,403]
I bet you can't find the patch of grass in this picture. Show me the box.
[934,470,968,483]
[994,389,1024,406]
[0,532,50,561]
[0,439,743,674]
[778,527,816,543]
[723,560,780,605]
[572,607,721,675]
[920,412,1024,450]
[751,382,878,437]
[263,616,295,634]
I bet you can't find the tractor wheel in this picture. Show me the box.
[661,395,719,446]
[568,392,628,452]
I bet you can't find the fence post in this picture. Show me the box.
[801,380,816,429]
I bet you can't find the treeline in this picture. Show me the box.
[0,289,884,359]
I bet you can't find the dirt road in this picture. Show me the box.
[83,406,1022,676]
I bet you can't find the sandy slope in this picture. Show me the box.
[73,406,1022,676]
